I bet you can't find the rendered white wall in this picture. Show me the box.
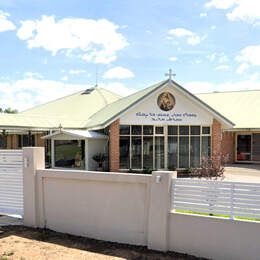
[120,85,213,125]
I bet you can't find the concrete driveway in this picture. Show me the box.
[224,164,260,182]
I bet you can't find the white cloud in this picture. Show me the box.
[207,52,228,64]
[98,82,136,97]
[235,45,260,73]
[17,15,128,64]
[205,0,260,24]
[103,66,134,79]
[236,45,260,66]
[168,28,202,46]
[205,0,236,9]
[185,80,260,93]
[24,71,43,79]
[211,25,217,30]
[207,52,217,62]
[0,77,134,111]
[0,78,85,111]
[215,64,231,71]
[236,63,249,74]
[61,76,68,81]
[169,56,178,62]
[200,12,208,17]
[0,10,16,32]
[68,69,86,75]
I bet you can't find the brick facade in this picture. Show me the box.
[212,119,222,167]
[221,132,235,163]
[35,133,45,147]
[109,119,120,172]
[6,135,18,149]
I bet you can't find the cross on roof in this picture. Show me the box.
[165,68,176,80]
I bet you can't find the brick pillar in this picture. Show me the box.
[36,133,45,147]
[109,119,120,172]
[12,135,18,149]
[221,132,235,163]
[212,119,222,167]
[6,135,12,149]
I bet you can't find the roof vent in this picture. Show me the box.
[82,87,95,95]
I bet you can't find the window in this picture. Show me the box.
[120,136,130,169]
[54,140,85,169]
[119,125,211,170]
[120,136,130,168]
[0,135,6,148]
[18,134,35,148]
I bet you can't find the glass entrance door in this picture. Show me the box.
[237,134,252,161]
[155,136,165,169]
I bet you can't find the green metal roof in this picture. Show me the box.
[196,90,260,129]
[85,79,234,129]
[0,87,121,129]
[22,87,121,120]
[85,80,167,129]
[0,80,238,130]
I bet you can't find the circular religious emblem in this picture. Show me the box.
[157,92,175,111]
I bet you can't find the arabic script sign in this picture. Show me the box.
[136,112,197,122]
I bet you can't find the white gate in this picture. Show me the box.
[0,150,23,216]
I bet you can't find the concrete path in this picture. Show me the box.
[224,164,260,182]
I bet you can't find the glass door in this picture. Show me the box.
[155,126,165,169]
[237,134,252,161]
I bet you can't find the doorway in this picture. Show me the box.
[237,134,251,161]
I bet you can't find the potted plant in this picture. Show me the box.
[92,153,106,171]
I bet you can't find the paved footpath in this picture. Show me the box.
[0,215,23,226]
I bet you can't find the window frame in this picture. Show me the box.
[119,124,212,170]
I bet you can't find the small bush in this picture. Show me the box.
[190,154,229,179]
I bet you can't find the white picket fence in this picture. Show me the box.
[171,178,260,220]
[0,150,23,216]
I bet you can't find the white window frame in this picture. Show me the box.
[119,124,211,171]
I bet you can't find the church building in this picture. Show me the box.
[0,72,259,172]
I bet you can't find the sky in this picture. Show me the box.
[0,0,260,111]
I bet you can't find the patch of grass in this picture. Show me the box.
[0,251,15,260]
[176,210,260,222]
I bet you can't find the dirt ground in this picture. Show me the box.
[0,225,204,260]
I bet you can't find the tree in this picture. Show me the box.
[0,107,18,114]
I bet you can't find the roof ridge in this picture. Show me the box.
[196,89,260,95]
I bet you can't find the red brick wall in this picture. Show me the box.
[109,119,120,172]
[6,135,18,149]
[35,133,45,147]
[221,132,235,163]
[212,119,222,167]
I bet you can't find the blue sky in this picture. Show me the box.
[0,0,260,110]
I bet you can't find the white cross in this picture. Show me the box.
[165,69,176,80]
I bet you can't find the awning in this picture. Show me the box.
[42,129,108,140]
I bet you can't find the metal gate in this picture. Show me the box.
[0,150,23,216]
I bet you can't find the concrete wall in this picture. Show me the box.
[37,169,150,245]
[23,147,174,249]
[169,213,260,260]
[23,147,260,259]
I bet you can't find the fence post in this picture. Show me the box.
[147,170,176,252]
[23,147,45,227]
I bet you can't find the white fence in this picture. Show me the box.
[0,150,23,216]
[171,178,260,220]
